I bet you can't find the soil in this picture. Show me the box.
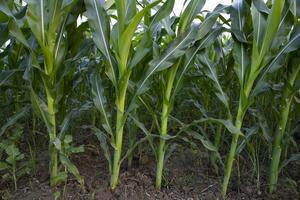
[0,139,299,200]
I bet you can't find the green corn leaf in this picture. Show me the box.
[253,0,270,14]
[0,23,8,46]
[0,107,29,137]
[119,1,160,72]
[197,53,229,109]
[279,154,300,172]
[188,117,244,136]
[30,88,53,135]
[230,0,248,43]
[196,4,229,40]
[150,0,175,27]
[91,127,112,173]
[172,27,224,99]
[253,25,300,95]
[125,0,137,23]
[251,2,267,51]
[90,72,113,137]
[0,0,14,17]
[235,127,259,154]
[26,0,46,46]
[53,17,68,71]
[259,0,285,61]
[0,69,21,87]
[84,0,117,87]
[185,130,218,152]
[8,19,30,48]
[115,0,126,32]
[178,0,206,33]
[58,110,76,139]
[128,30,152,69]
[135,27,197,96]
[231,0,249,87]
[60,153,84,185]
[232,42,249,87]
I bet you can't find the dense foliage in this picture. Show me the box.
[0,0,299,198]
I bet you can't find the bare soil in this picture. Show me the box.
[1,141,299,200]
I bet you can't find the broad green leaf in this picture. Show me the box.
[84,0,117,87]
[6,144,24,165]
[0,107,28,137]
[91,127,112,173]
[178,0,205,33]
[251,2,267,51]
[230,0,248,42]
[259,0,285,61]
[150,0,175,27]
[236,127,258,154]
[189,118,244,136]
[172,27,224,98]
[53,17,67,69]
[125,0,136,23]
[90,72,113,137]
[253,0,270,14]
[231,0,249,86]
[30,88,53,135]
[50,171,68,185]
[253,25,300,95]
[0,23,8,46]
[185,130,218,152]
[0,162,9,170]
[233,42,249,86]
[58,110,76,138]
[115,0,126,32]
[8,19,30,48]
[53,138,62,151]
[0,0,14,17]
[196,4,229,40]
[26,0,46,45]
[279,154,300,172]
[134,27,197,97]
[0,69,21,87]
[197,53,229,108]
[60,153,84,185]
[128,30,152,69]
[119,1,160,72]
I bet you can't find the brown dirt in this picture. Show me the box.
[1,146,299,200]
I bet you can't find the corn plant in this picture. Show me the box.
[268,51,300,192]
[220,0,300,195]
[4,0,85,186]
[84,0,175,190]
[151,1,230,189]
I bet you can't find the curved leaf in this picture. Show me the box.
[84,0,117,86]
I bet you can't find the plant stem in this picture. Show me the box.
[269,89,292,192]
[13,166,17,190]
[211,123,223,173]
[269,62,300,192]
[110,73,130,191]
[222,102,244,195]
[48,94,58,186]
[128,109,137,168]
[156,64,179,190]
[156,100,169,190]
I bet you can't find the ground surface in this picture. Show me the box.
[0,140,299,200]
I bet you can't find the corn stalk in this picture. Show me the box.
[222,0,286,195]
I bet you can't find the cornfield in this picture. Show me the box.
[0,0,299,199]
